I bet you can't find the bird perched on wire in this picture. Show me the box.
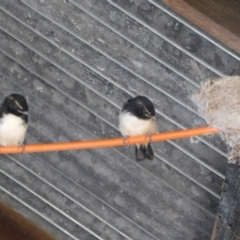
[0,94,28,146]
[119,95,157,161]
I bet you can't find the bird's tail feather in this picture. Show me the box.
[135,143,154,161]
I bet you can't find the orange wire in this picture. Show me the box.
[0,126,219,154]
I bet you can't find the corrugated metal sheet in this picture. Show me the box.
[0,0,239,239]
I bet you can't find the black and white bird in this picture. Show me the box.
[119,95,157,161]
[0,94,28,146]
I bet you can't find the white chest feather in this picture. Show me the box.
[0,114,27,146]
[119,111,157,137]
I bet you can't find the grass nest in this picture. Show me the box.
[194,76,240,163]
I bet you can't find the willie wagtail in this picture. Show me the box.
[0,94,28,146]
[119,95,157,161]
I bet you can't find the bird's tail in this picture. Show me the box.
[135,143,154,161]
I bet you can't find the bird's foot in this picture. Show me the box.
[145,133,153,143]
[18,143,25,154]
[122,136,129,146]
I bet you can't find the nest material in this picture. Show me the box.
[193,76,240,163]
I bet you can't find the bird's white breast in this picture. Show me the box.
[0,114,27,146]
[119,111,157,137]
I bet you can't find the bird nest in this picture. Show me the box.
[193,76,240,163]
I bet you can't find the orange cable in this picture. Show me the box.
[0,126,219,154]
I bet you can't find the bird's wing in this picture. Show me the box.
[0,103,3,116]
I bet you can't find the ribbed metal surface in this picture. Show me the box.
[0,0,239,239]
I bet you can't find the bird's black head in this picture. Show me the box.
[2,94,28,118]
[122,95,155,120]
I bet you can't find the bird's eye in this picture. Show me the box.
[143,111,148,116]
[144,111,152,118]
[15,106,21,111]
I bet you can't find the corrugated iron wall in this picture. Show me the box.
[0,0,239,239]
